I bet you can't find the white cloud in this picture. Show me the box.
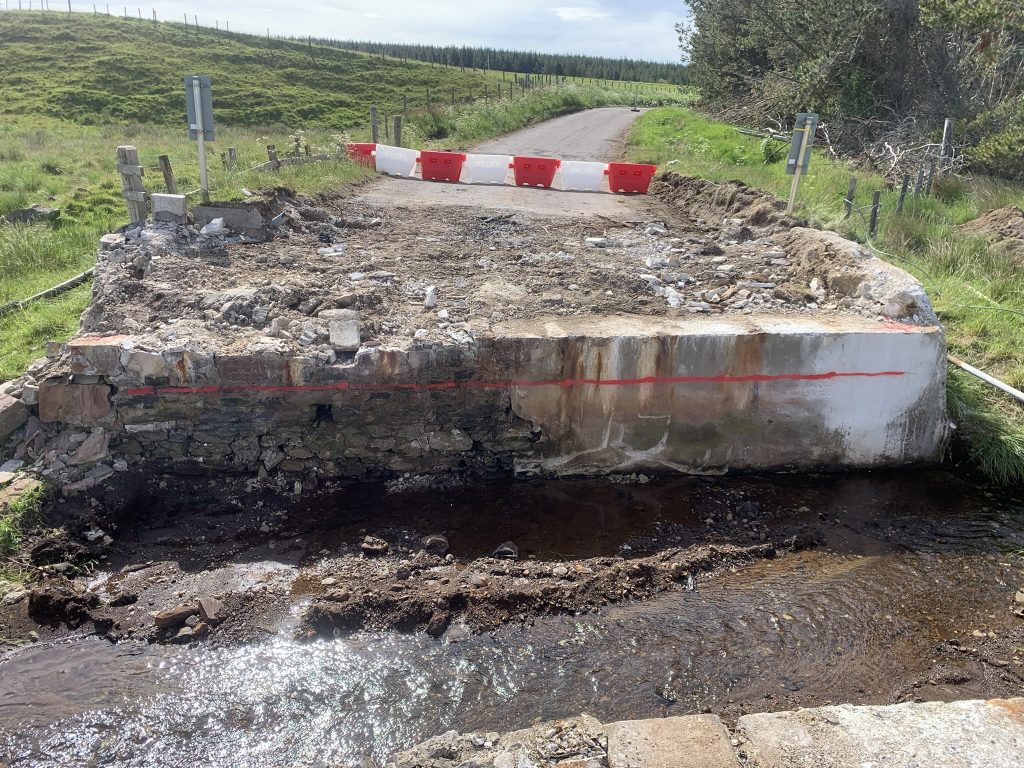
[553,6,609,22]
[137,1,687,61]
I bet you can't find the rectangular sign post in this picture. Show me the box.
[785,112,818,215]
[184,75,214,202]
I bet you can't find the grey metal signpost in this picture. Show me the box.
[785,112,818,215]
[184,75,215,202]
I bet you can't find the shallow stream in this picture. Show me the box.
[2,471,1023,766]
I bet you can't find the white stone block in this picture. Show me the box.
[151,193,188,223]
[329,319,360,352]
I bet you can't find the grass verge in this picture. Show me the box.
[626,107,1024,485]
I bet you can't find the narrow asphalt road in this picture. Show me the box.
[356,107,648,217]
[473,107,644,161]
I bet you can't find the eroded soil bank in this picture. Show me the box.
[1,469,1023,766]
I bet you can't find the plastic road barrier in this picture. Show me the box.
[559,160,609,192]
[512,156,561,188]
[607,162,658,194]
[374,145,421,177]
[462,154,513,185]
[346,143,376,168]
[420,151,467,183]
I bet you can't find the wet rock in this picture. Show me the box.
[197,596,225,625]
[172,625,195,643]
[426,611,451,637]
[492,541,519,560]
[152,604,199,630]
[422,534,449,556]
[361,536,389,557]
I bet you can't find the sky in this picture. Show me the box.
[81,1,689,63]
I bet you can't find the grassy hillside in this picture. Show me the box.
[0,11,501,126]
[627,108,1024,484]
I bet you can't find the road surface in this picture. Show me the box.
[356,107,647,217]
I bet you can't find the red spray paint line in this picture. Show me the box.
[125,369,905,398]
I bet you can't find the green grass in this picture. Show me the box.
[0,11,669,126]
[627,107,1024,485]
[0,483,44,557]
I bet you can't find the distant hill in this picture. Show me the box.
[317,41,689,86]
[0,12,499,127]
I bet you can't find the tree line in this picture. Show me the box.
[308,40,689,85]
[681,0,1024,178]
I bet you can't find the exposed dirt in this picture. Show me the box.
[0,473,814,648]
[960,205,1024,259]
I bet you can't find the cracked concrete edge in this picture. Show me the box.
[603,697,1024,768]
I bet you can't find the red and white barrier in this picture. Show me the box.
[346,143,658,194]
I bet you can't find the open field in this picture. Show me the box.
[625,108,1024,483]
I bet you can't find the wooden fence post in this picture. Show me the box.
[393,115,402,148]
[227,147,237,170]
[117,146,147,225]
[293,135,301,157]
[370,106,379,144]
[221,151,228,169]
[158,154,178,193]
[451,87,456,107]
[843,176,857,220]
[914,167,924,195]
[267,144,279,171]
[896,174,910,214]
[384,115,390,141]
[869,190,881,239]
[926,160,936,196]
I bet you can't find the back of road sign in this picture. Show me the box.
[184,76,215,141]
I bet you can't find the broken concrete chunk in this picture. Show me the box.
[150,193,188,224]
[99,233,126,251]
[329,319,361,352]
[0,393,28,443]
[200,217,226,236]
[68,335,129,377]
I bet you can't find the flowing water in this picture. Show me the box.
[1,471,1023,766]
